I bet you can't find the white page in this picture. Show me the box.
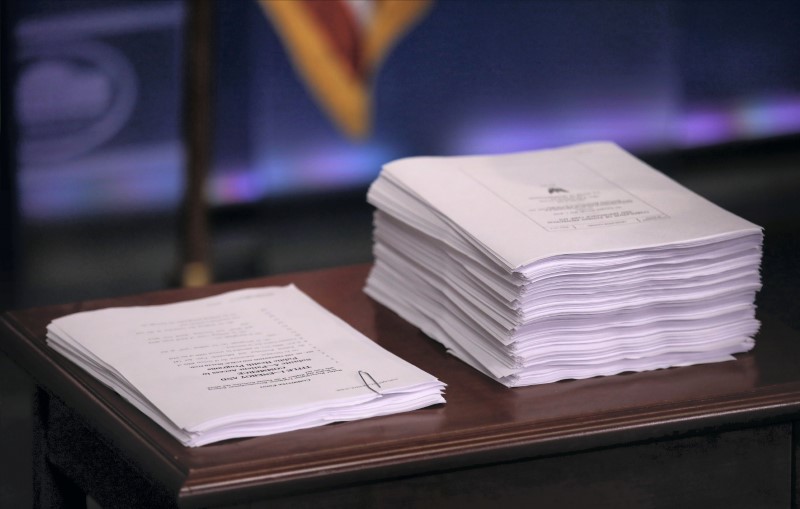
[373,210,760,319]
[47,285,444,445]
[379,142,762,270]
[365,142,763,387]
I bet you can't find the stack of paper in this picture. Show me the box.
[47,285,445,446]
[365,142,763,387]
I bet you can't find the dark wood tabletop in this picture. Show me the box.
[2,263,800,508]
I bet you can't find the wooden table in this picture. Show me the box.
[2,263,800,508]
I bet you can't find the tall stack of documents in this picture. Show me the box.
[365,142,763,387]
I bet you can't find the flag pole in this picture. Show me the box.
[180,0,213,287]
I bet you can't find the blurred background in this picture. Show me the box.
[3,0,800,306]
[1,0,799,506]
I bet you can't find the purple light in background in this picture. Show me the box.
[208,168,265,205]
[450,106,675,155]
[680,94,800,147]
[209,142,394,204]
[294,144,392,185]
[20,93,800,220]
[456,95,800,156]
[20,143,183,220]
[22,175,182,220]
[680,107,732,146]
[734,95,800,137]
[450,119,553,155]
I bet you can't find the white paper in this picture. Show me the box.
[373,142,762,270]
[365,141,762,386]
[47,285,445,446]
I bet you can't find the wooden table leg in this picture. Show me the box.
[32,389,86,509]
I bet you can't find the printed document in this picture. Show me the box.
[365,142,762,386]
[47,285,445,446]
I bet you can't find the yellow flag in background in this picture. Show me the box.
[258,0,433,139]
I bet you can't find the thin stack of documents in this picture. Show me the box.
[47,285,445,446]
[365,142,763,387]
